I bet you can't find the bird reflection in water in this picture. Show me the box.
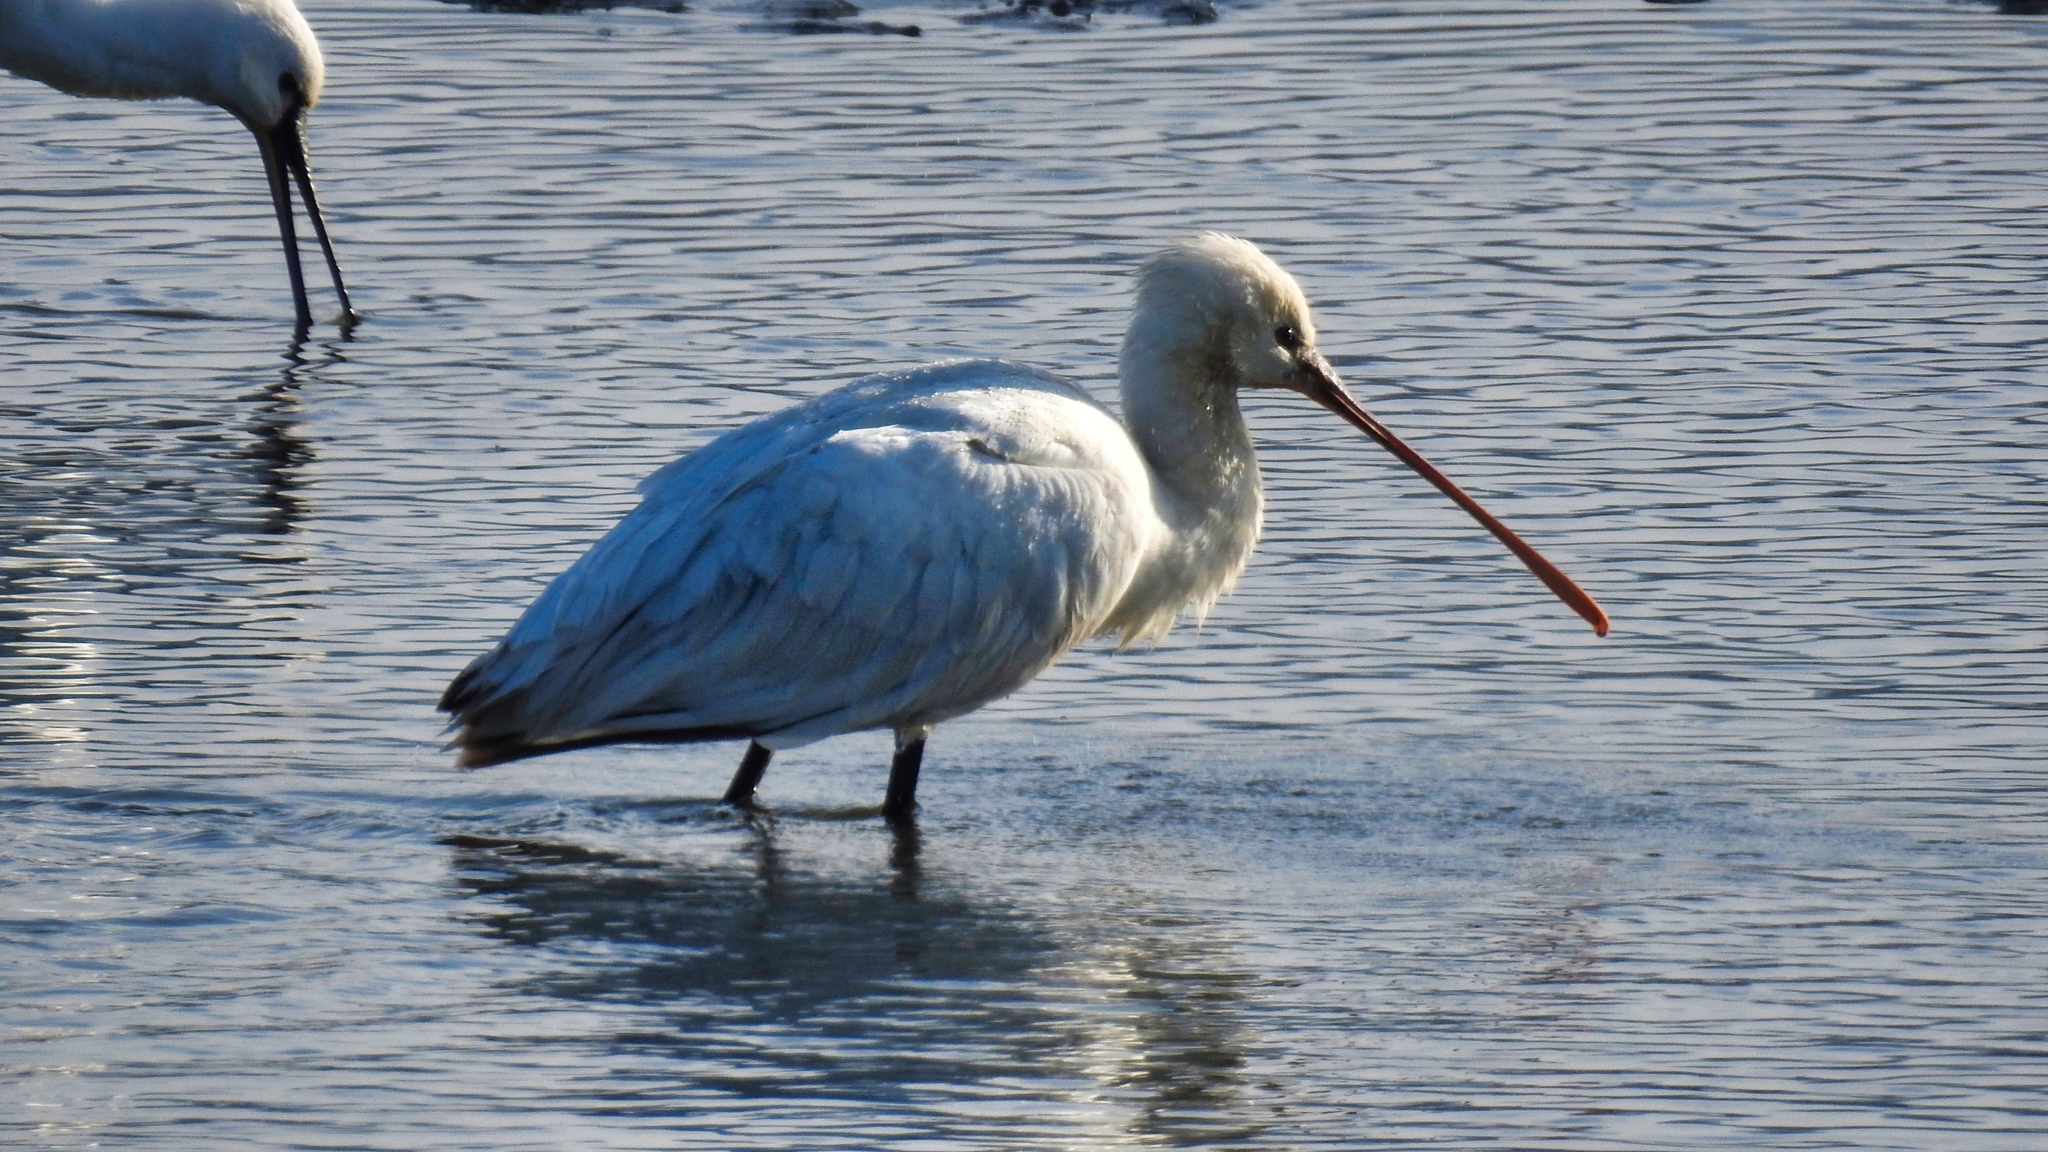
[442,810,1040,1013]
[886,816,921,905]
[441,812,1271,1141]
[1066,907,1268,1145]
[242,369,309,536]
[239,333,347,537]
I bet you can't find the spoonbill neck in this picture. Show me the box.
[1118,349,1261,511]
[1104,333,1266,644]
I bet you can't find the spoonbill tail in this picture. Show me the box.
[0,0,355,331]
[441,234,1608,819]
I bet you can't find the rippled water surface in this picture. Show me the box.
[5,0,2047,1147]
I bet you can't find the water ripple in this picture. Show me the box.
[4,0,2047,1147]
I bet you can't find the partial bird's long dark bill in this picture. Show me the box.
[253,123,314,332]
[256,112,355,331]
[273,113,356,326]
[1302,356,1611,637]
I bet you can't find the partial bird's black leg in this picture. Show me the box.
[882,733,926,823]
[722,741,773,809]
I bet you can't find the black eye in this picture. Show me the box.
[1274,324,1302,351]
[278,72,299,95]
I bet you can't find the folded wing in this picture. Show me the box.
[442,361,1155,766]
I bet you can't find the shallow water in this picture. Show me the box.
[4,0,2047,1147]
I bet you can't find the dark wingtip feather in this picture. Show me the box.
[451,736,528,770]
[446,723,760,771]
[438,662,482,715]
[438,650,533,766]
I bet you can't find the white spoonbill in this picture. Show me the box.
[441,234,1609,819]
[0,0,354,331]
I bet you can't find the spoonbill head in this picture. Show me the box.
[0,0,355,331]
[441,234,1607,820]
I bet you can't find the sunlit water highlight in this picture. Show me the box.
[3,0,2046,1147]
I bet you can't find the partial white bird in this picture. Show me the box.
[0,0,354,331]
[441,234,1609,820]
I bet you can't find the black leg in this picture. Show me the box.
[722,741,772,808]
[883,736,925,823]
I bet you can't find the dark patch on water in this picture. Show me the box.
[961,0,1217,25]
[445,0,691,12]
[440,0,1214,27]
